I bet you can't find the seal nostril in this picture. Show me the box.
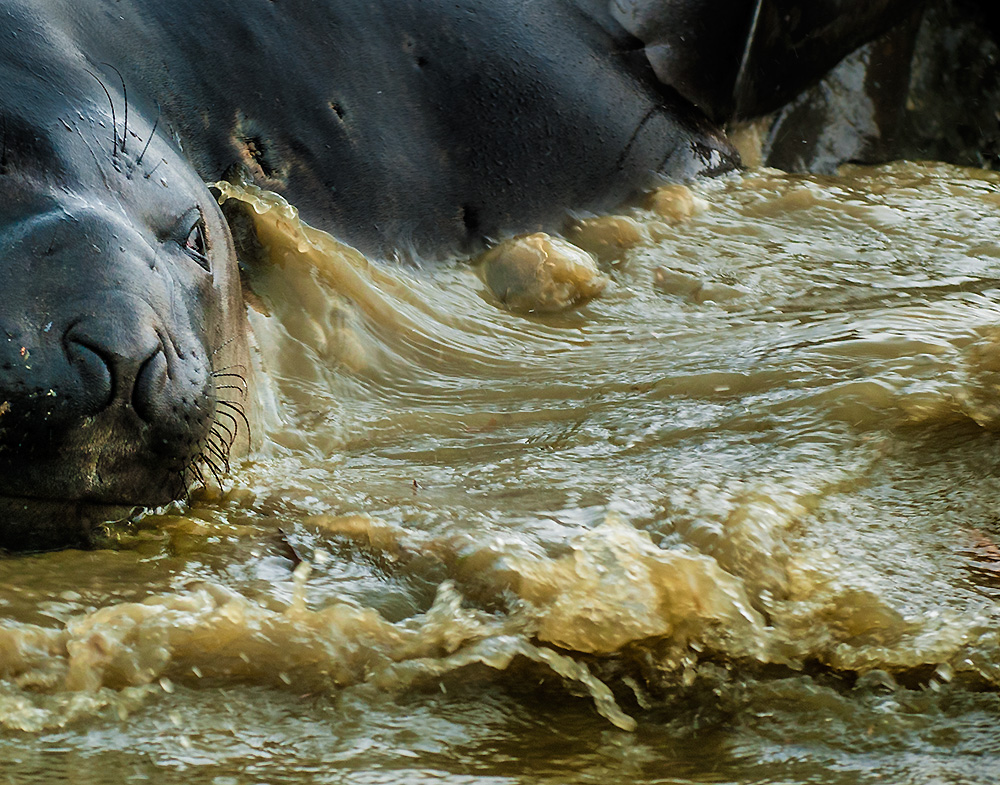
[133,348,168,422]
[65,339,114,412]
[65,316,166,418]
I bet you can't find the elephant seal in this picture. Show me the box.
[0,80,251,550]
[0,3,259,550]
[14,0,947,552]
[0,0,742,550]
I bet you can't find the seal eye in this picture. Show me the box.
[181,216,210,271]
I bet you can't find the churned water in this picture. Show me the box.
[2,162,1000,784]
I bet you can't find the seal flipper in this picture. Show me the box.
[611,0,914,122]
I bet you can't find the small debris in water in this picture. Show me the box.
[277,527,306,568]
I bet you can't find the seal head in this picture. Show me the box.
[0,56,249,550]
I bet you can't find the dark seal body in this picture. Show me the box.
[0,0,735,548]
[74,0,736,257]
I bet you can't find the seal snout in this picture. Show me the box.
[64,308,168,422]
[50,291,216,466]
[0,282,218,546]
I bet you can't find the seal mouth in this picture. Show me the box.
[0,494,140,552]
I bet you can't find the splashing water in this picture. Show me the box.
[3,163,1000,783]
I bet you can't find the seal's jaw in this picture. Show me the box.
[0,394,195,509]
[0,497,137,552]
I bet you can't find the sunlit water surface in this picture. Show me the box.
[2,162,1000,784]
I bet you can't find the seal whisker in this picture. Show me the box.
[130,101,160,177]
[215,399,251,441]
[84,68,119,159]
[212,407,241,441]
[210,420,236,454]
[206,432,232,473]
[211,335,243,359]
[214,412,240,448]
[100,63,128,153]
[186,455,209,491]
[211,371,249,383]
[199,450,227,489]
[170,468,188,501]
[211,372,249,398]
[213,364,249,375]
[214,383,248,401]
[79,133,115,191]
[172,462,200,504]
[203,433,231,474]
[143,158,165,180]
[207,420,233,454]
[211,416,238,450]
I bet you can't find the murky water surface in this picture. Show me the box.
[3,162,1000,783]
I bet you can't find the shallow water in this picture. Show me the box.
[3,162,1000,783]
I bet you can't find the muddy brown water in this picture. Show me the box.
[3,162,1000,784]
